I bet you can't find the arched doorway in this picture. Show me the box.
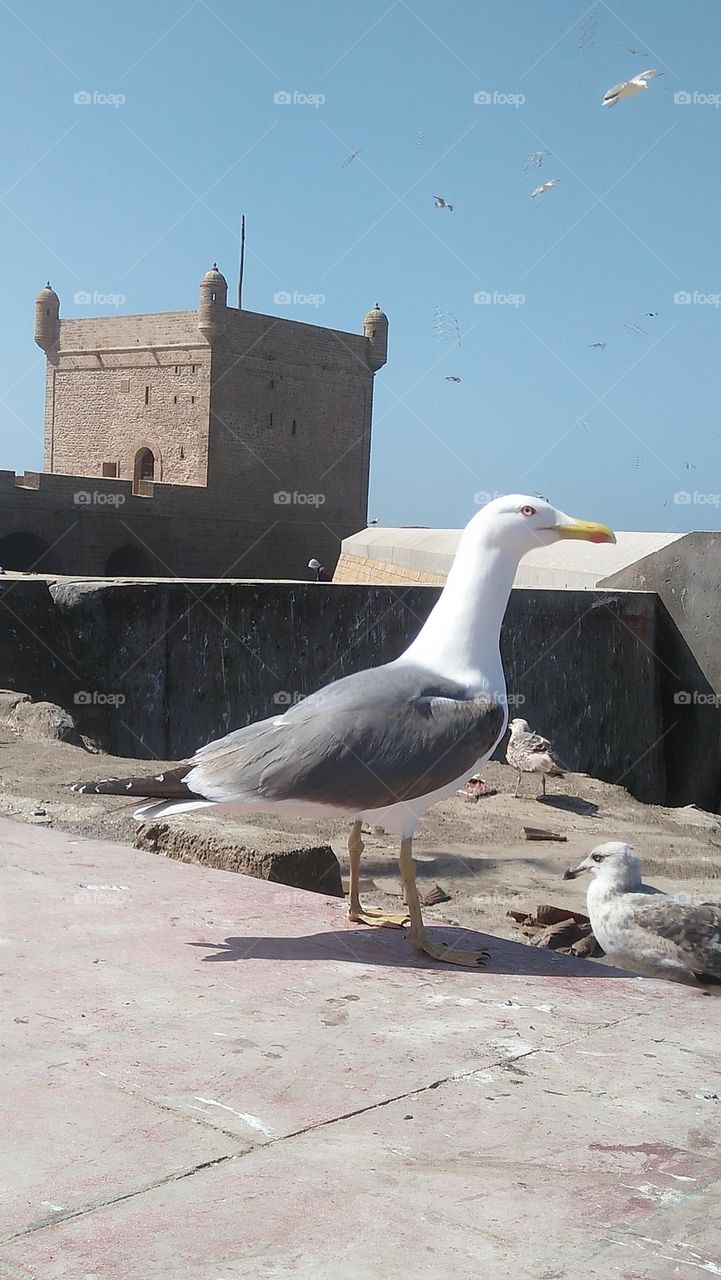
[104,544,156,577]
[133,448,155,494]
[0,531,55,572]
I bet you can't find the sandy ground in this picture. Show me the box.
[2,724,720,958]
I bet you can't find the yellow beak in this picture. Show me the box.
[554,517,616,545]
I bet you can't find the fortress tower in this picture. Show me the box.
[21,268,388,577]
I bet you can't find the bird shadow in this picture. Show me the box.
[537,795,599,817]
[188,925,630,978]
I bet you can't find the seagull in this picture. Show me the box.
[531,179,561,199]
[602,69,662,107]
[563,842,721,986]
[434,196,454,211]
[506,718,564,798]
[445,375,462,383]
[73,495,614,968]
[524,149,550,172]
[645,312,658,318]
[623,44,650,57]
[625,322,648,336]
[342,147,363,168]
[588,341,607,349]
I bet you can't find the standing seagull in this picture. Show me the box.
[564,842,721,985]
[433,196,454,212]
[506,718,564,798]
[602,69,662,107]
[73,496,614,967]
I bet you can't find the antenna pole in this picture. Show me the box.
[238,215,246,309]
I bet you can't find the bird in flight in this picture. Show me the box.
[434,196,454,211]
[524,149,550,172]
[603,69,662,107]
[531,178,561,199]
[623,44,650,57]
[445,375,462,383]
[625,322,648,336]
[342,147,363,167]
[588,341,607,349]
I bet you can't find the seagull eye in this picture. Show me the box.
[592,853,603,863]
[520,505,536,517]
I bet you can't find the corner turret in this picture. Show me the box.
[363,303,388,372]
[35,282,60,351]
[198,264,228,342]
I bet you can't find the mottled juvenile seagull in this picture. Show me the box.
[433,196,454,211]
[506,718,564,798]
[564,842,721,985]
[74,496,614,967]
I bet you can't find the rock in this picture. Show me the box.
[135,817,343,898]
[8,700,80,744]
[421,883,451,906]
[671,805,721,834]
[0,689,30,720]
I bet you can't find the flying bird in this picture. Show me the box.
[73,496,614,969]
[524,149,550,172]
[445,375,462,383]
[588,341,607,349]
[341,147,363,167]
[531,179,561,199]
[603,69,662,107]
[625,322,648,335]
[564,842,721,985]
[623,44,650,57]
[434,196,454,211]
[645,312,658,318]
[506,718,565,798]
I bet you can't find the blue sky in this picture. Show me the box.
[1,0,720,532]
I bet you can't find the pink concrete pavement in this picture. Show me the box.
[0,816,719,1279]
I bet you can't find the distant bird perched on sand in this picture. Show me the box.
[445,375,462,383]
[564,842,721,986]
[506,718,564,797]
[434,196,454,211]
[602,69,662,107]
[531,179,561,199]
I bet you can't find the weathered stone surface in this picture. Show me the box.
[0,689,30,719]
[8,699,79,743]
[135,817,343,898]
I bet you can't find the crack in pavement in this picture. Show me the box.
[0,1010,641,1245]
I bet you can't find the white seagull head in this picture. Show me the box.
[471,493,616,556]
[509,717,531,734]
[564,841,643,891]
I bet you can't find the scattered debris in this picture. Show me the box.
[508,904,599,956]
[522,826,567,842]
[457,774,497,800]
[421,883,451,907]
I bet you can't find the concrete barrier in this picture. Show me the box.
[0,578,718,809]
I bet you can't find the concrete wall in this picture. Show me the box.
[1,576,717,809]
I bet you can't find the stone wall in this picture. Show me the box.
[2,575,717,809]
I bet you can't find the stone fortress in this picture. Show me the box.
[0,270,388,576]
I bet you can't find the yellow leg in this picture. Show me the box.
[399,836,490,967]
[346,821,408,928]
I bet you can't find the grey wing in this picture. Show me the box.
[632,899,721,977]
[186,666,505,811]
[523,731,554,755]
[603,82,623,103]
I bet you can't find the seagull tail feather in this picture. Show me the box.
[71,764,197,800]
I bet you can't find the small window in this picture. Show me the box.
[173,395,178,405]
[120,378,130,393]
[191,395,195,405]
[191,364,197,373]
[269,412,273,427]
[180,446,185,460]
[291,419,297,436]
[174,365,180,374]
[144,385,150,406]
[102,461,118,478]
